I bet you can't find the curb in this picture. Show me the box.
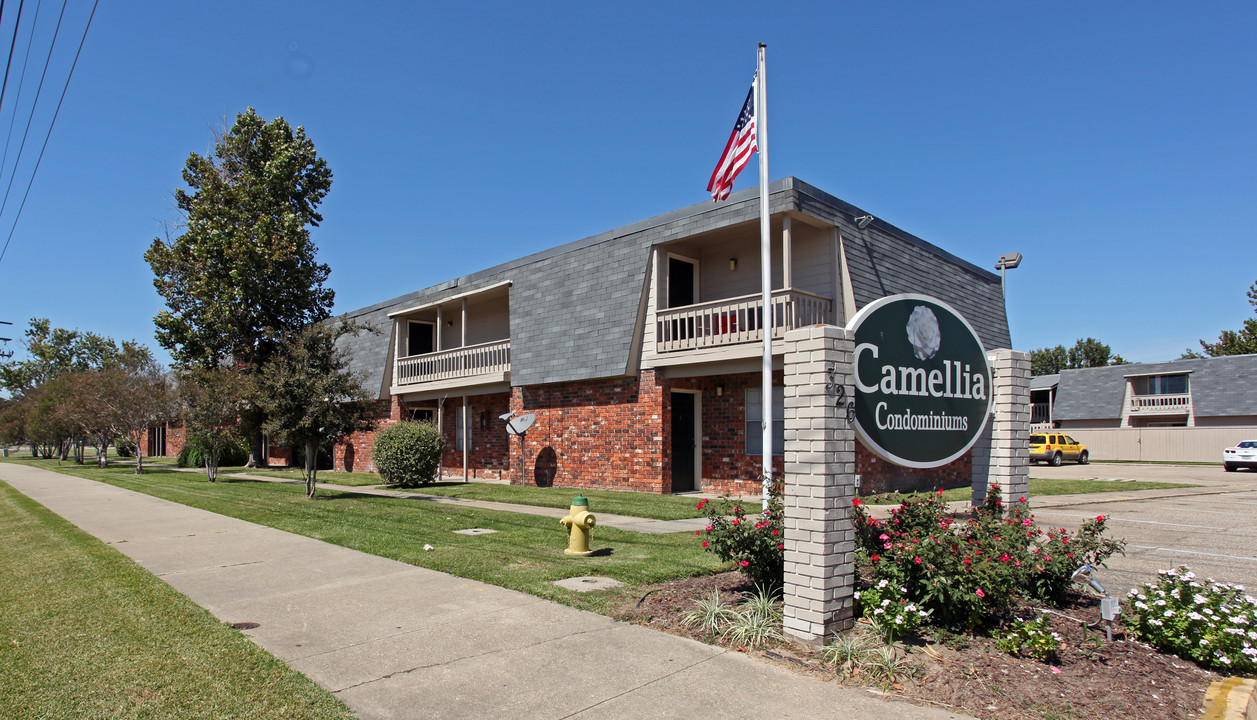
[1203,677,1257,720]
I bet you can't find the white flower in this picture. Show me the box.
[1194,594,1209,605]
[905,306,941,361]
[881,599,891,607]
[1149,619,1163,626]
[1188,612,1205,621]
[878,579,889,588]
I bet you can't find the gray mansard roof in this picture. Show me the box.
[337,178,1012,398]
[1051,354,1257,421]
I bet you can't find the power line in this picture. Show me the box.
[0,0,94,268]
[0,0,66,224]
[0,0,25,116]
[0,0,42,177]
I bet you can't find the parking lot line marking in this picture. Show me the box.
[1031,510,1257,533]
[1129,545,1257,565]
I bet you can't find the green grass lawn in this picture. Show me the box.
[861,477,1197,504]
[187,465,709,520]
[0,479,355,720]
[0,458,726,614]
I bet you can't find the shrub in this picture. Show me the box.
[995,614,1061,661]
[372,421,443,487]
[177,439,249,468]
[696,477,784,587]
[853,485,1124,629]
[855,575,932,643]
[1125,566,1257,674]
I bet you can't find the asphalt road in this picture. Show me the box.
[1027,462,1257,596]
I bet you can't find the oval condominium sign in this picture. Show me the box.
[845,294,992,468]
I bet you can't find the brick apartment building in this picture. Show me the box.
[325,178,1012,496]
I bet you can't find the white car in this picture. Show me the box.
[1223,440,1257,472]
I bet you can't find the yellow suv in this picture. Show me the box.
[1029,433,1089,466]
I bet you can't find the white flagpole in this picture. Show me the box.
[757,43,772,511]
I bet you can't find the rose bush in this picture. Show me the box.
[853,485,1124,628]
[697,477,784,588]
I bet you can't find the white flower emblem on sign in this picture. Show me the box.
[906,306,941,361]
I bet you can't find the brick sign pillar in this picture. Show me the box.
[970,349,1031,505]
[782,324,856,644]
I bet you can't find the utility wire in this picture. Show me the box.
[0,0,66,223]
[0,0,41,176]
[0,0,95,268]
[0,0,24,115]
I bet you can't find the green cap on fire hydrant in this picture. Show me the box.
[571,494,588,507]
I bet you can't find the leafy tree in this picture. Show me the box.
[0,318,131,398]
[180,366,252,482]
[99,347,177,475]
[1030,338,1131,375]
[1186,279,1257,358]
[145,108,335,466]
[1030,345,1068,375]
[256,322,376,498]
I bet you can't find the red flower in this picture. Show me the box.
[975,588,985,598]
[705,525,713,532]
[963,558,972,565]
[777,544,784,550]
[913,556,921,565]
[1096,515,1105,522]
[999,554,1011,562]
[696,499,707,510]
[871,554,880,562]
[701,541,709,547]
[852,498,863,507]
[1019,496,1027,503]
[771,529,779,536]
[694,530,701,535]
[731,519,739,526]
[739,560,749,567]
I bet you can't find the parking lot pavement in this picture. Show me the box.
[1027,463,1257,594]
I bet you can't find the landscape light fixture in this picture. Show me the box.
[854,215,874,230]
[729,258,737,271]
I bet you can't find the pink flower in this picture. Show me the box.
[879,533,890,541]
[999,554,1011,562]
[701,541,709,547]
[1022,519,1033,526]
[913,556,921,565]
[705,525,713,532]
[739,560,749,567]
[1096,515,1105,522]
[696,499,707,510]
[695,530,701,535]
[975,589,985,598]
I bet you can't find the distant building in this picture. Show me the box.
[1029,354,1257,462]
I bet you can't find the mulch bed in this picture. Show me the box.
[610,571,1223,720]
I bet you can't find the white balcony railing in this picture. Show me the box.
[1129,393,1191,413]
[655,289,832,353]
[395,339,510,387]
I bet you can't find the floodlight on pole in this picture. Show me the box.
[995,252,1022,297]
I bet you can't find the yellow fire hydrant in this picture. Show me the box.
[560,495,597,556]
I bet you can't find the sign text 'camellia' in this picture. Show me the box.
[846,294,992,468]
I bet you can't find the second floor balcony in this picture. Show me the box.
[394,339,511,388]
[654,288,832,354]
[1129,393,1191,415]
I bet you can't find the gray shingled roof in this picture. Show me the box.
[1052,354,1257,421]
[335,178,1011,398]
[1030,374,1059,390]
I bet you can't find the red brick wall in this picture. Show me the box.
[855,445,973,495]
[511,370,667,492]
[333,397,402,473]
[669,371,784,496]
[440,392,512,480]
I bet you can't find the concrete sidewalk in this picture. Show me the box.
[0,463,970,720]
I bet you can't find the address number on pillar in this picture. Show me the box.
[825,367,856,423]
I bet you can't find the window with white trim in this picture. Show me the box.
[745,387,785,457]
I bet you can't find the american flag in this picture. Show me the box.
[707,78,757,202]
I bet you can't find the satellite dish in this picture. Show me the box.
[504,412,536,436]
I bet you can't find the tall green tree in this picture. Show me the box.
[1185,279,1257,358]
[0,318,131,398]
[1030,345,1069,376]
[255,322,376,498]
[145,108,335,464]
[1030,338,1131,376]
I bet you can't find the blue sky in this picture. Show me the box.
[0,1,1253,365]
